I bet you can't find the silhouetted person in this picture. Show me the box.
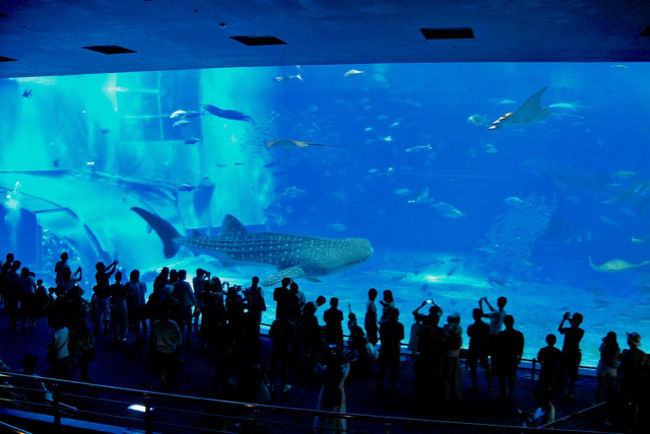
[555,311,584,398]
[172,269,196,342]
[126,269,147,342]
[70,317,95,383]
[442,312,463,403]
[379,289,396,324]
[17,267,36,329]
[273,277,291,319]
[536,334,561,392]
[245,276,266,329]
[467,307,492,392]
[47,316,70,380]
[299,301,322,369]
[54,252,70,288]
[596,331,619,422]
[314,345,350,434]
[493,314,524,399]
[269,315,296,392]
[365,288,379,345]
[94,260,118,335]
[110,271,129,344]
[324,297,344,348]
[520,387,555,427]
[378,308,404,392]
[347,311,371,377]
[414,304,443,407]
[192,269,210,333]
[4,261,20,330]
[150,301,182,392]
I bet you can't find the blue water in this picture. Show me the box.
[2,63,650,365]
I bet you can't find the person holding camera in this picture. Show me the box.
[555,311,584,398]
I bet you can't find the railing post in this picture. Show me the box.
[51,382,61,427]
[252,407,261,433]
[384,421,391,434]
[144,392,152,434]
[531,358,537,381]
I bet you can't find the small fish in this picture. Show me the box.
[364,127,374,132]
[386,167,395,176]
[263,161,279,168]
[367,168,379,174]
[382,136,394,142]
[344,69,364,77]
[631,237,646,244]
[498,99,516,104]
[273,74,303,82]
[433,201,465,218]
[599,215,619,226]
[614,170,636,179]
[170,109,187,119]
[267,139,337,148]
[52,159,60,167]
[488,278,506,287]
[393,188,412,196]
[86,161,95,166]
[184,137,202,144]
[172,119,190,128]
[22,89,32,98]
[100,128,110,134]
[405,144,432,153]
[377,115,389,120]
[485,143,498,153]
[327,223,347,232]
[281,186,307,199]
[233,162,244,166]
[389,122,400,128]
[467,114,489,127]
[504,196,526,205]
[610,64,628,70]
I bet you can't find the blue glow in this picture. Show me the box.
[2,63,650,365]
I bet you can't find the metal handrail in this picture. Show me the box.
[0,420,31,434]
[0,371,617,434]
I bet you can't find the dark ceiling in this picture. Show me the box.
[1,0,650,78]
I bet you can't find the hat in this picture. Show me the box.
[627,332,641,347]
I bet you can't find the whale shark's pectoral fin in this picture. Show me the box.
[261,265,308,287]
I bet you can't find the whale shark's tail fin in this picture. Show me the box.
[131,207,181,258]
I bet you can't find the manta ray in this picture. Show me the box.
[131,207,373,286]
[489,87,550,130]
[588,256,650,272]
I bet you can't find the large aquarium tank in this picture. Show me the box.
[1,63,649,365]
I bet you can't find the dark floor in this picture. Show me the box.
[0,309,613,433]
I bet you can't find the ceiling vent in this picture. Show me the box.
[420,27,474,40]
[83,45,136,55]
[641,27,650,37]
[230,36,286,46]
[0,56,16,62]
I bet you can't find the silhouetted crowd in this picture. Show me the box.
[1,251,650,432]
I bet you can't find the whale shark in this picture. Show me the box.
[588,256,650,272]
[131,207,373,286]
[489,87,550,130]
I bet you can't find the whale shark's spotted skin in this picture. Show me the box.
[132,208,373,286]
